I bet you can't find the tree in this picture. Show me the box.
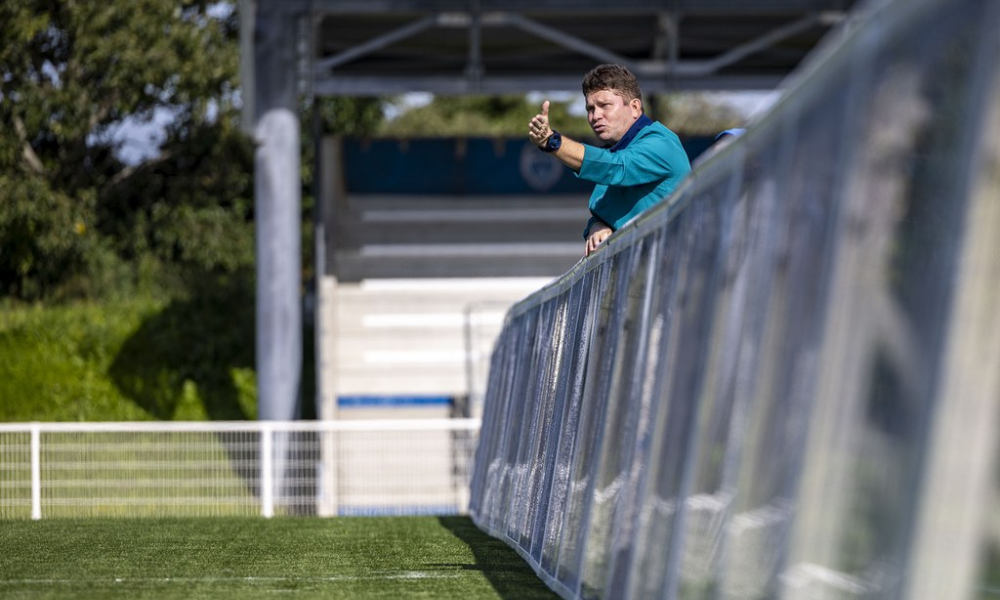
[377,92,746,139]
[378,95,595,139]
[0,0,246,300]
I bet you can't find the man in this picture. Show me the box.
[528,64,691,256]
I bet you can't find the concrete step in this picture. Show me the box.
[330,195,587,278]
[334,218,584,246]
[344,194,585,210]
[333,242,582,280]
[318,278,548,407]
[333,371,469,397]
[317,188,585,418]
[334,276,554,298]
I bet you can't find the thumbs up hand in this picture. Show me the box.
[528,100,553,148]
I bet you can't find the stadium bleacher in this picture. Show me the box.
[315,136,713,421]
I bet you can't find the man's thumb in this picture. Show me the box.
[541,100,550,117]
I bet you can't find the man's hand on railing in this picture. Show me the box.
[586,224,613,256]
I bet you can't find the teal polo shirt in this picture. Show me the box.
[577,116,691,238]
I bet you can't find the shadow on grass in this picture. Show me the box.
[437,516,561,600]
[109,269,316,422]
[109,271,256,421]
[108,270,319,513]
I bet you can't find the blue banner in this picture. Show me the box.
[342,137,712,195]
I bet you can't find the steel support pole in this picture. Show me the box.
[253,4,302,423]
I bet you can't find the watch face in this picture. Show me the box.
[548,132,562,151]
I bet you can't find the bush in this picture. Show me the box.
[0,275,258,422]
[0,175,94,300]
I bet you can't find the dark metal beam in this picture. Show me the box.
[314,15,438,72]
[504,13,631,67]
[267,0,856,15]
[305,1,856,96]
[313,73,786,95]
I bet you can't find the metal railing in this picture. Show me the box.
[0,419,479,519]
[469,0,1000,598]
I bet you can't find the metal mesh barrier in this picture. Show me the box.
[469,0,1000,598]
[0,420,479,519]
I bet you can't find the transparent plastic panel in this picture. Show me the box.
[602,233,670,597]
[579,247,645,600]
[625,198,725,600]
[542,276,598,576]
[467,1,1000,599]
[781,4,997,598]
[529,293,575,563]
[499,312,538,541]
[555,264,616,595]
[517,298,560,550]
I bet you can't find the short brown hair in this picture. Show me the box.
[582,64,642,102]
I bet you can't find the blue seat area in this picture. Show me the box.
[337,395,453,408]
[342,136,715,195]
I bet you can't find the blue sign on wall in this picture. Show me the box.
[342,137,712,195]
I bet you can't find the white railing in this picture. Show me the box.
[0,419,479,519]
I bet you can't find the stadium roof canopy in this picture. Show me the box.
[260,0,859,96]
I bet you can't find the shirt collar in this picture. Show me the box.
[608,114,653,152]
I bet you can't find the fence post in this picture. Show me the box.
[261,423,274,518]
[30,423,41,520]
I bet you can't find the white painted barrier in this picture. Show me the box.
[0,419,479,519]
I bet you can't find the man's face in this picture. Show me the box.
[585,89,642,145]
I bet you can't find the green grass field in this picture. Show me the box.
[0,516,560,599]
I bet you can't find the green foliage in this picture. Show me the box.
[0,298,161,421]
[0,2,355,422]
[108,272,257,421]
[377,92,746,139]
[379,94,596,139]
[0,282,257,422]
[0,0,238,182]
[315,96,386,137]
[0,175,91,298]
[0,0,246,302]
[99,118,256,274]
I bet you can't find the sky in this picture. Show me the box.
[107,107,181,165]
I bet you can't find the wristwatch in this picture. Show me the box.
[540,131,562,153]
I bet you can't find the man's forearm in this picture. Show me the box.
[548,135,585,172]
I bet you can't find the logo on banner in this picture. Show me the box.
[519,142,563,192]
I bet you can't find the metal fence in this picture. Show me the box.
[469,0,1000,599]
[0,419,479,519]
